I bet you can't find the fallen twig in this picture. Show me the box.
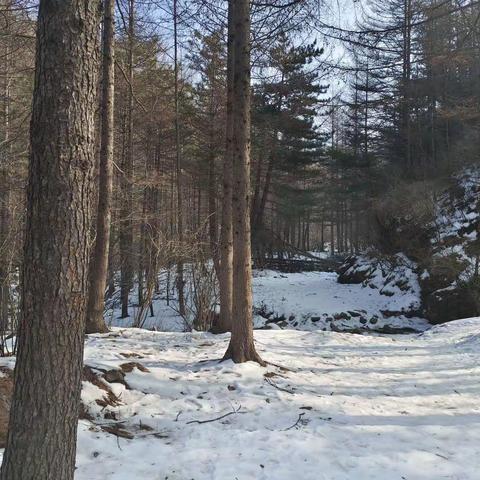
[186,405,242,425]
[284,412,306,431]
[264,377,295,394]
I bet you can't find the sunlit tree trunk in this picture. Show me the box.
[223,0,264,364]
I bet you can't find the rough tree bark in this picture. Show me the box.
[0,0,13,334]
[86,0,115,334]
[0,0,100,478]
[119,0,135,318]
[216,0,234,334]
[223,0,264,364]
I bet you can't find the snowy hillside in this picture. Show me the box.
[252,266,427,332]
[28,317,478,479]
[422,169,480,323]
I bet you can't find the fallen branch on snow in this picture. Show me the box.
[186,405,243,425]
[264,377,295,394]
[283,412,306,431]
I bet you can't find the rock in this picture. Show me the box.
[380,288,395,297]
[373,325,420,334]
[265,314,286,325]
[120,362,149,373]
[311,316,321,322]
[337,256,373,284]
[394,279,410,292]
[369,316,378,325]
[360,318,367,325]
[333,312,350,321]
[425,284,479,324]
[419,254,469,299]
[103,369,126,384]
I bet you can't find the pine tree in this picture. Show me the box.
[0,0,100,477]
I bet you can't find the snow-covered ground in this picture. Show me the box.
[106,267,428,334]
[66,318,480,479]
[253,265,427,332]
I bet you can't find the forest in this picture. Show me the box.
[0,0,479,478]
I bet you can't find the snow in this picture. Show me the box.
[104,265,428,334]
[67,318,480,479]
[253,267,427,332]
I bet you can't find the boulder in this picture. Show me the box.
[424,284,479,324]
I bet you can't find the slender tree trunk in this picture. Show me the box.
[86,0,115,334]
[0,0,15,335]
[216,0,235,334]
[119,0,135,318]
[173,0,185,317]
[0,1,100,477]
[330,220,335,255]
[402,0,412,169]
[254,154,274,232]
[320,219,324,251]
[0,24,11,333]
[208,135,219,275]
[223,0,264,365]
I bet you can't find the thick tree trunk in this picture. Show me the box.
[86,0,115,334]
[223,0,264,365]
[0,1,100,478]
[216,0,234,334]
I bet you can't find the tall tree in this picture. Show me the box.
[174,0,186,317]
[119,0,135,318]
[215,0,235,334]
[86,0,116,334]
[0,0,100,478]
[223,0,264,364]
[0,0,12,332]
[217,15,234,333]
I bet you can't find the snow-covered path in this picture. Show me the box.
[74,319,480,480]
